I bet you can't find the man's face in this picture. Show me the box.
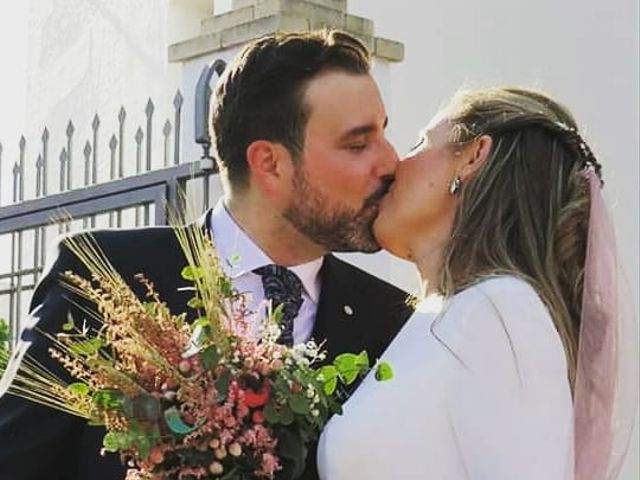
[283,70,399,252]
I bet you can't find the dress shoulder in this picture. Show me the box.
[433,275,568,382]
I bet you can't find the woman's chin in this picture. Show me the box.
[373,215,411,261]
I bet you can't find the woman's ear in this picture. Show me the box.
[246,140,293,195]
[459,134,492,182]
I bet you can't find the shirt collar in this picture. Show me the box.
[209,199,323,303]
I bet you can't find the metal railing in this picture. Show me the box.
[0,60,227,346]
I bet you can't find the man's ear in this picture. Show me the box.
[246,140,293,195]
[459,134,492,182]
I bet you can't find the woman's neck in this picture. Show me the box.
[410,227,450,298]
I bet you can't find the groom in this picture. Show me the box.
[0,30,411,480]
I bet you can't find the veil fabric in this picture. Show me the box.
[572,169,639,480]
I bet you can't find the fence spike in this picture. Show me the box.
[145,99,154,171]
[83,141,92,186]
[59,147,67,191]
[109,134,118,180]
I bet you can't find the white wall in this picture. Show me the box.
[346,1,639,478]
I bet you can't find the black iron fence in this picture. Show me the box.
[0,61,226,347]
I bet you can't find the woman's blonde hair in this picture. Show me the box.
[439,87,600,389]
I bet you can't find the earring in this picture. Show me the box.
[449,176,462,195]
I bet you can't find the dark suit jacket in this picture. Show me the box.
[0,217,411,480]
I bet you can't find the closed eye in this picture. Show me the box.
[347,143,367,152]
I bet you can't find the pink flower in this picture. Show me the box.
[258,452,281,477]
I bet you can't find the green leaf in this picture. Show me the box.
[355,350,370,369]
[288,394,310,415]
[375,361,394,381]
[93,389,125,410]
[61,314,75,332]
[0,318,9,343]
[187,296,203,309]
[164,407,201,435]
[181,265,204,281]
[333,353,358,372]
[193,316,210,329]
[69,337,104,356]
[125,394,162,422]
[217,276,234,298]
[200,345,220,371]
[135,432,152,459]
[67,382,91,396]
[143,302,157,316]
[215,368,232,401]
[264,402,280,423]
[279,404,294,425]
[333,354,360,385]
[271,303,284,324]
[275,427,307,480]
[317,365,338,396]
[102,432,122,452]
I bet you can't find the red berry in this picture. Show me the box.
[244,382,271,408]
[148,447,164,465]
[252,410,265,424]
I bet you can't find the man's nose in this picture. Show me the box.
[375,139,399,176]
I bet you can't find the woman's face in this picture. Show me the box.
[373,118,462,260]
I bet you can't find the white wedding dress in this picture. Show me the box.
[317,276,573,480]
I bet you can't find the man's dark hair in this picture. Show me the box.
[210,29,371,188]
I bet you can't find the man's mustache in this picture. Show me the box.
[364,175,395,208]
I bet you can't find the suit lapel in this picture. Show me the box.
[312,255,363,363]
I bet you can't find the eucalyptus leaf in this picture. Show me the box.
[69,337,103,356]
[129,394,162,422]
[200,345,220,371]
[264,402,280,423]
[355,350,370,369]
[102,432,122,452]
[61,314,75,332]
[275,427,307,480]
[181,265,204,281]
[333,353,358,372]
[288,394,310,415]
[317,365,338,395]
[323,376,338,396]
[93,389,124,410]
[375,361,394,381]
[279,404,294,425]
[215,368,232,401]
[218,276,234,297]
[0,318,9,342]
[187,296,203,309]
[333,354,361,385]
[67,382,91,396]
[164,406,202,435]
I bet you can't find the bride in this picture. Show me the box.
[317,87,637,479]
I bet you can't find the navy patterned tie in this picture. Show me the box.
[253,264,303,346]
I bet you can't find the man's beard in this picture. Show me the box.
[283,167,393,253]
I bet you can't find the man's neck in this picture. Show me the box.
[225,195,326,267]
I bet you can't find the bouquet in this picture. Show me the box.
[3,224,392,479]
[0,318,9,376]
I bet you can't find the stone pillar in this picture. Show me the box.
[169,0,404,63]
[169,0,404,169]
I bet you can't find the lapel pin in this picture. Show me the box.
[343,305,354,316]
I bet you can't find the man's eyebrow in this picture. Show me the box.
[338,117,389,142]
